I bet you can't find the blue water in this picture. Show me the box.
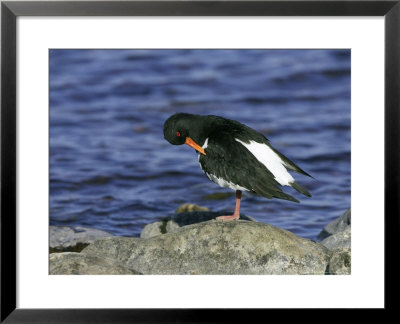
[49,49,351,240]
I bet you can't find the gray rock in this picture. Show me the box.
[82,220,331,275]
[320,226,351,250]
[49,252,141,275]
[140,221,163,239]
[170,211,256,227]
[140,220,181,239]
[50,226,114,251]
[318,208,351,240]
[166,220,180,233]
[326,247,351,275]
[139,211,256,239]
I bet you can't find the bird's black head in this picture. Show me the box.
[163,113,191,145]
[163,113,207,155]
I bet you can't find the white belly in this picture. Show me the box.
[204,172,249,191]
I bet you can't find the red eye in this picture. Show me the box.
[176,131,181,137]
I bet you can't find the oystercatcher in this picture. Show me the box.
[163,113,311,221]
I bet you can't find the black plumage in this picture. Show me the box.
[163,113,311,219]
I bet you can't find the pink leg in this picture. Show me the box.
[216,190,242,221]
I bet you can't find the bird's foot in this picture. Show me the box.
[216,214,240,221]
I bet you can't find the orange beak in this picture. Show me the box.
[185,137,206,155]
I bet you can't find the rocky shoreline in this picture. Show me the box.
[50,205,351,275]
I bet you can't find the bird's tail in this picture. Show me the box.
[290,180,311,197]
[273,191,300,203]
[253,184,300,203]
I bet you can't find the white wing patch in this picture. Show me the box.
[235,139,294,186]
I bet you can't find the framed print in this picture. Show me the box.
[1,0,399,321]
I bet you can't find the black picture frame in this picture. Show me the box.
[1,0,398,321]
